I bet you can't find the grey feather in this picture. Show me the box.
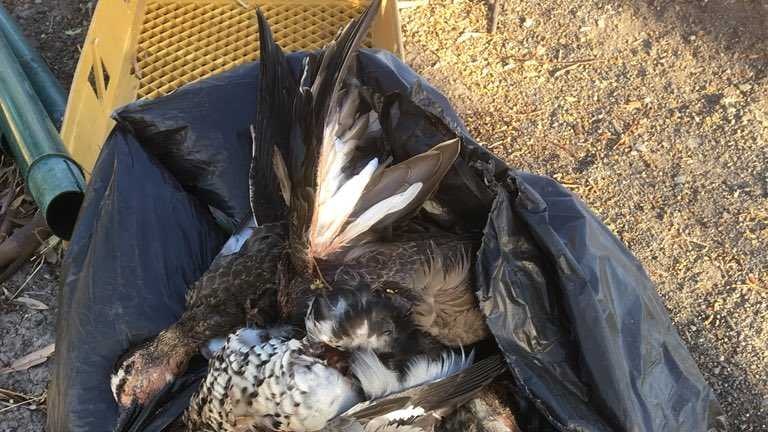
[338,356,506,429]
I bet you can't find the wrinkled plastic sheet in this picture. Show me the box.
[48,50,725,432]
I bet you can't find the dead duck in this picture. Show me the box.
[184,326,360,432]
[110,222,286,408]
[112,0,489,414]
[110,3,298,410]
[182,324,504,432]
[270,0,489,350]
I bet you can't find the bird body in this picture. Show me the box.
[185,327,360,432]
[112,1,495,427]
[271,0,488,352]
[182,324,504,432]
[111,222,286,408]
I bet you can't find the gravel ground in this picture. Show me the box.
[0,0,766,431]
[402,0,767,429]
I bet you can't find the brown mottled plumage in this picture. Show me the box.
[111,223,286,408]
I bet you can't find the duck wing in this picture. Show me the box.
[339,355,506,431]
[340,138,460,246]
[283,0,461,271]
[249,9,295,225]
[284,0,380,271]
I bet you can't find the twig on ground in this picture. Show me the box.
[398,0,428,9]
[489,0,503,33]
[0,392,46,414]
[6,256,45,301]
[0,212,52,286]
[552,59,603,77]
[0,387,37,401]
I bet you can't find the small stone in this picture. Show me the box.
[597,17,606,28]
[674,175,686,185]
[522,17,535,28]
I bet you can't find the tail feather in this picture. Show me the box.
[250,10,295,224]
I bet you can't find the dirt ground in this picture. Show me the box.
[0,0,766,431]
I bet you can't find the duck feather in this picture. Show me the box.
[286,0,380,271]
[339,355,506,427]
[250,9,295,225]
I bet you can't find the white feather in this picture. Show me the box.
[313,158,379,256]
[202,337,226,359]
[401,349,475,390]
[217,217,257,257]
[306,318,337,345]
[366,111,381,135]
[349,350,401,399]
[382,406,427,421]
[316,90,363,207]
[332,182,423,250]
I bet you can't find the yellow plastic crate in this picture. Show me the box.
[61,0,403,175]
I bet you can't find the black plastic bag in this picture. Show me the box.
[47,126,226,432]
[49,50,725,432]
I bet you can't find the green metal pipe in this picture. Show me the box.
[0,30,84,240]
[0,4,67,128]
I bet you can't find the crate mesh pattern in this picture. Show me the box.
[136,1,369,98]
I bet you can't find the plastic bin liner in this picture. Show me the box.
[114,57,306,225]
[47,126,226,432]
[48,50,725,432]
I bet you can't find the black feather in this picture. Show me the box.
[250,9,296,224]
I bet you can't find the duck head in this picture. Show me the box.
[110,326,198,409]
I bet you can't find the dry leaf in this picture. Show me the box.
[622,100,643,111]
[13,296,49,310]
[9,195,25,210]
[456,32,483,43]
[0,344,55,374]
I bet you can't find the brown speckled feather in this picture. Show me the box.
[321,235,489,347]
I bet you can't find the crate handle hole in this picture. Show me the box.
[101,59,111,92]
[87,66,100,100]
